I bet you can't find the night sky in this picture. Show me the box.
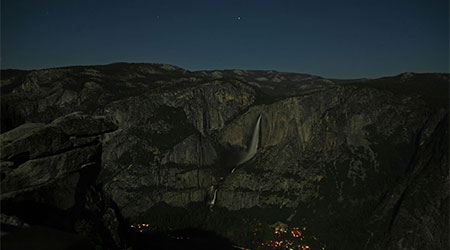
[1,0,448,78]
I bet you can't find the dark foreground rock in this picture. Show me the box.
[0,112,123,249]
[2,226,96,250]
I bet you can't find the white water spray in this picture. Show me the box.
[236,114,262,166]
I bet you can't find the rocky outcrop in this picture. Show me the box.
[0,112,123,249]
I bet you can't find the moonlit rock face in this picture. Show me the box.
[237,114,262,166]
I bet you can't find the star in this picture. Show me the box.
[237,16,241,20]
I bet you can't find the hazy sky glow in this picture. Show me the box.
[1,0,448,78]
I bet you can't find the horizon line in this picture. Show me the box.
[1,61,449,80]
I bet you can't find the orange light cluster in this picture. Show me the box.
[290,230,302,238]
[130,223,151,233]
[250,223,328,250]
[130,223,150,228]
[266,240,284,248]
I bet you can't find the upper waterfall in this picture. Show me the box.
[236,114,262,166]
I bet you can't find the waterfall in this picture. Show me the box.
[211,189,217,205]
[236,114,262,166]
[209,189,218,210]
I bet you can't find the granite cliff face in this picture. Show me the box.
[1,64,448,250]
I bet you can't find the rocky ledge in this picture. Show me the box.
[0,112,123,249]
